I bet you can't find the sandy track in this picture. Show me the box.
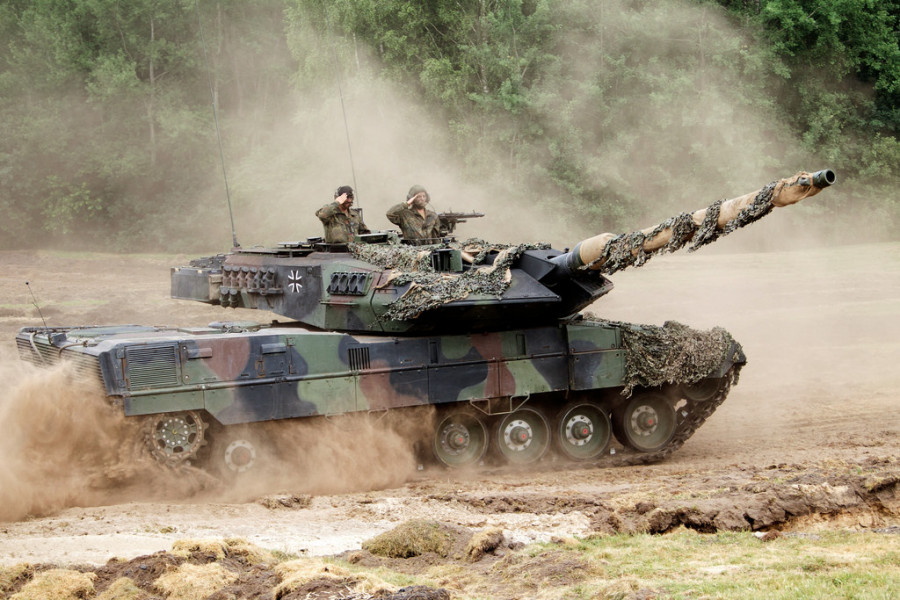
[0,243,898,567]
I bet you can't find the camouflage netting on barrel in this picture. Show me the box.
[586,181,778,275]
[584,316,743,396]
[351,239,550,321]
[691,181,777,250]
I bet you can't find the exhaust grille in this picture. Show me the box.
[64,352,104,383]
[328,272,370,295]
[348,346,370,371]
[126,345,179,389]
[17,336,53,365]
[16,336,103,383]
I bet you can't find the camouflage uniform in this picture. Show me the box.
[386,203,445,244]
[316,202,370,244]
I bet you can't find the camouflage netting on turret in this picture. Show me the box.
[586,181,778,275]
[584,316,743,396]
[351,239,550,321]
[352,241,437,273]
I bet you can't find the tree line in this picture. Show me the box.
[0,0,897,251]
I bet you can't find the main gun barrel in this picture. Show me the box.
[552,169,836,276]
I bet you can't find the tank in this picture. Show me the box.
[16,170,835,475]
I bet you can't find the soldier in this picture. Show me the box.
[316,185,370,244]
[386,185,447,245]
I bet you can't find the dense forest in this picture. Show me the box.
[0,0,898,251]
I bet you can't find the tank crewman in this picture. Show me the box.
[316,185,370,243]
[386,185,447,244]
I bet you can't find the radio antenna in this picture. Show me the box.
[321,0,360,205]
[195,0,240,248]
[25,281,47,328]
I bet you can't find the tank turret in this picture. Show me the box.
[172,170,835,334]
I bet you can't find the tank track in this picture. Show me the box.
[602,367,739,467]
[142,369,740,476]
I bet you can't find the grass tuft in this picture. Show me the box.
[0,564,32,595]
[171,537,275,565]
[95,577,144,600]
[466,527,505,561]
[221,537,277,564]
[274,558,396,597]
[9,568,95,600]
[154,563,237,600]
[362,520,454,558]
[171,539,228,560]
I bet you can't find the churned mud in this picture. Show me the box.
[0,243,898,598]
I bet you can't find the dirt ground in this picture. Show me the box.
[0,242,898,596]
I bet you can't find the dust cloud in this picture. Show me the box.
[0,358,138,521]
[594,242,900,459]
[0,356,214,522]
[0,349,430,521]
[209,407,433,502]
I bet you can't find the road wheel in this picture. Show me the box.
[433,409,489,468]
[145,410,207,466]
[556,402,611,461]
[612,393,676,453]
[206,425,269,479]
[496,407,550,464]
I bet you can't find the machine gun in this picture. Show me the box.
[438,210,485,233]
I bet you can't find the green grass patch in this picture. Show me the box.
[375,529,897,599]
[555,529,900,600]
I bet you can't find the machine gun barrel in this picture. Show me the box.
[551,169,836,276]
[438,210,485,233]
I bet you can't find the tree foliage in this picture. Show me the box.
[0,0,294,249]
[0,0,897,250]
[716,0,900,236]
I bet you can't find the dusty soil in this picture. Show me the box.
[0,242,898,598]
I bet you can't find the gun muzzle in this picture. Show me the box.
[798,169,836,189]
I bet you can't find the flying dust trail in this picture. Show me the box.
[0,359,210,521]
[0,354,427,520]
